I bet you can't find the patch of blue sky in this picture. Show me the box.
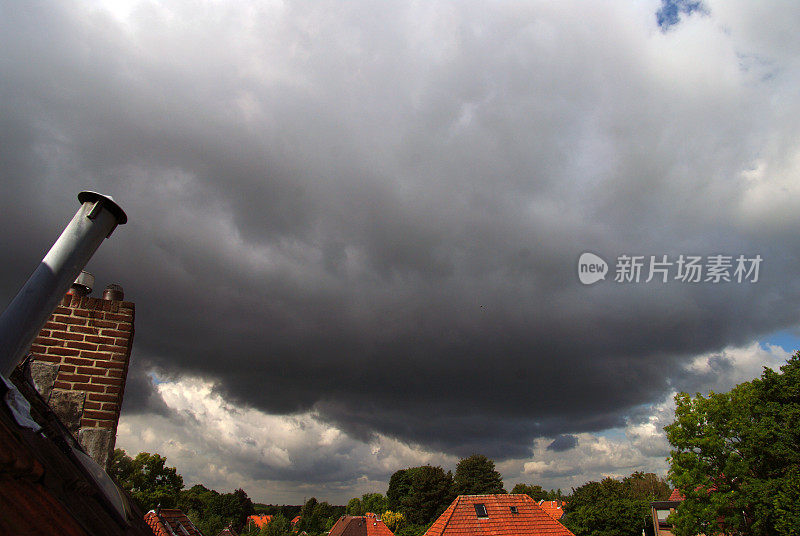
[656,0,706,31]
[147,370,166,385]
[599,427,628,443]
[761,329,800,354]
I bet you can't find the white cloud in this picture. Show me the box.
[117,374,455,504]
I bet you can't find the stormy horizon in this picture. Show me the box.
[2,0,800,504]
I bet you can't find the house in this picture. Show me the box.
[218,527,239,536]
[328,513,395,536]
[538,500,566,520]
[650,489,684,536]
[424,494,575,536]
[292,515,302,525]
[247,514,273,530]
[145,508,205,536]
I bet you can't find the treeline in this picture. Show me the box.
[109,449,671,536]
[109,449,255,535]
[253,504,301,519]
[241,498,347,536]
[562,472,671,536]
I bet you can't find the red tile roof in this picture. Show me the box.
[248,515,273,529]
[538,501,566,520]
[668,489,684,501]
[145,509,204,536]
[425,495,575,536]
[329,514,396,536]
[292,515,302,525]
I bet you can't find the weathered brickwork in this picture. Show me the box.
[28,293,134,468]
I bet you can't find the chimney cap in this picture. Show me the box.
[69,270,94,296]
[102,283,124,301]
[78,191,127,225]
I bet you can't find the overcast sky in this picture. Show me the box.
[2,0,800,504]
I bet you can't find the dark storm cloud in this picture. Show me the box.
[547,435,578,452]
[2,0,800,468]
[119,360,171,417]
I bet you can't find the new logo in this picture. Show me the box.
[578,252,608,285]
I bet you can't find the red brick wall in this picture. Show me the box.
[30,294,135,434]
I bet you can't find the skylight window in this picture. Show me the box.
[474,504,488,518]
[510,506,518,514]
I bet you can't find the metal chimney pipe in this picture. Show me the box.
[0,191,127,377]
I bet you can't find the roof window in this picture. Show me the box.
[510,506,518,514]
[474,504,488,518]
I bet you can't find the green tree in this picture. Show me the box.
[263,513,291,536]
[108,449,184,511]
[196,514,224,536]
[394,523,428,536]
[401,465,454,526]
[510,483,548,500]
[453,454,505,496]
[295,497,342,535]
[177,484,254,532]
[362,493,388,515]
[562,477,646,536]
[665,354,800,536]
[623,472,671,536]
[109,448,133,483]
[347,497,364,516]
[295,497,318,533]
[623,472,670,502]
[387,469,415,511]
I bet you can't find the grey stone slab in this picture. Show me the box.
[79,428,115,470]
[29,360,59,401]
[48,388,85,436]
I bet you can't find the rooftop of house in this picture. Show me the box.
[248,514,273,528]
[292,515,302,524]
[668,489,685,501]
[145,508,204,536]
[425,494,575,536]
[329,514,395,536]
[538,500,566,520]
[0,366,152,536]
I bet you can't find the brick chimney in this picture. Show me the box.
[25,278,135,469]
